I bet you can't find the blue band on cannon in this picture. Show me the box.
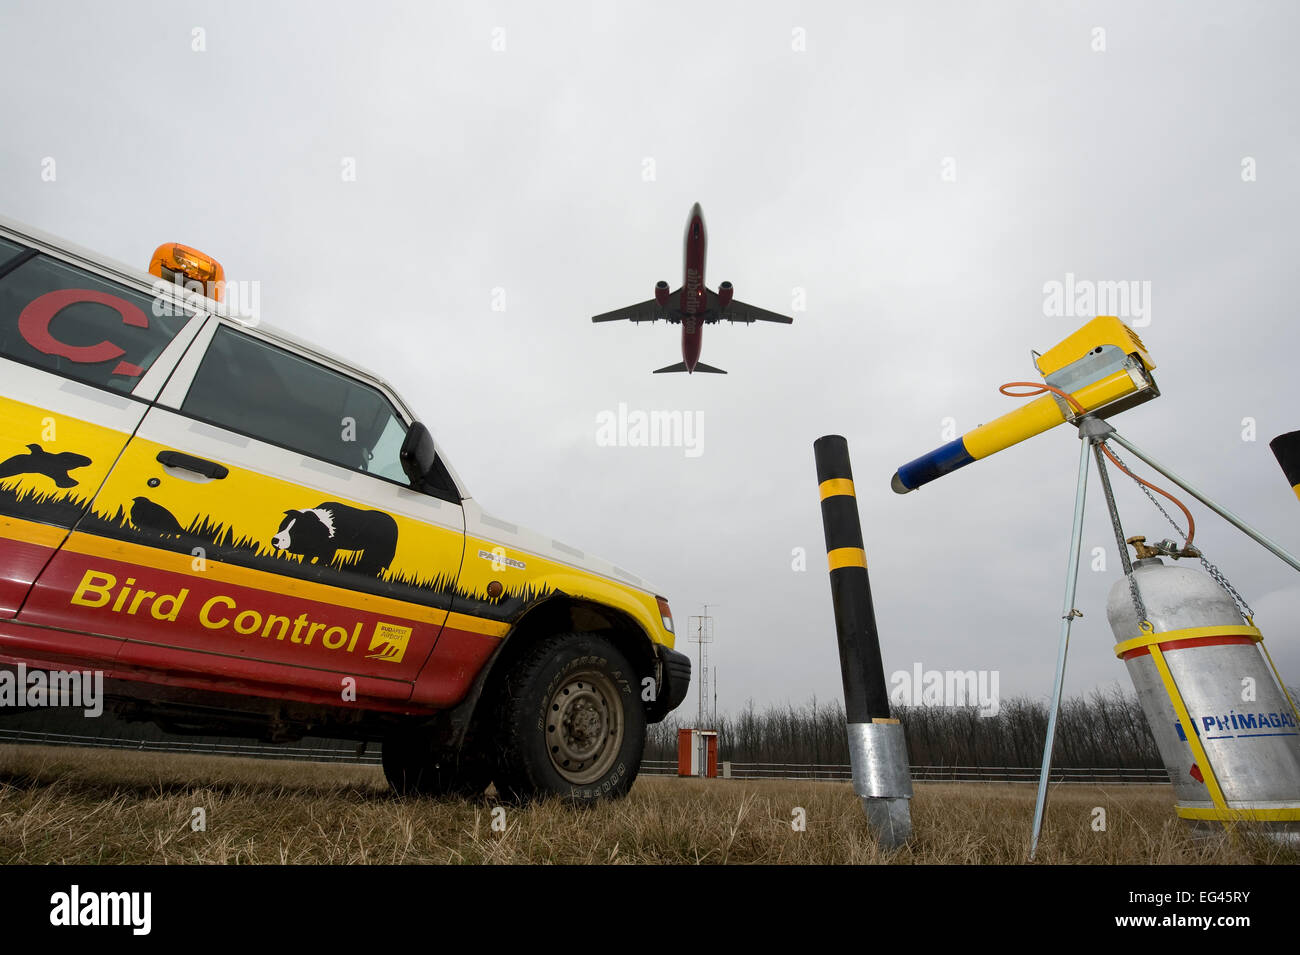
[894,438,975,492]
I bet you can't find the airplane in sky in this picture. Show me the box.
[592,202,793,374]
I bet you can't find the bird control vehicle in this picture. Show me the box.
[0,216,690,800]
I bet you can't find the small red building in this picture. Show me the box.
[676,728,719,777]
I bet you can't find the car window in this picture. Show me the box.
[0,237,24,270]
[0,249,194,393]
[181,325,410,482]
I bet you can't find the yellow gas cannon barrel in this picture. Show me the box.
[891,316,1158,494]
[1270,431,1300,502]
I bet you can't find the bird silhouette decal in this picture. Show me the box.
[129,496,185,538]
[0,443,92,488]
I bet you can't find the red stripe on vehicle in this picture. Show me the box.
[0,537,59,618]
[20,549,438,696]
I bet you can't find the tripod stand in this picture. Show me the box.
[1028,416,1300,860]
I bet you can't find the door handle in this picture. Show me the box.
[157,450,229,480]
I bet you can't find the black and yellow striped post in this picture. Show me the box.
[815,435,912,847]
[1270,431,1300,502]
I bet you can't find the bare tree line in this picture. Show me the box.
[646,688,1165,768]
[20,681,1281,772]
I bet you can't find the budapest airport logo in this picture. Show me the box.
[366,622,412,663]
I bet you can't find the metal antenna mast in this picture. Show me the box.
[687,604,715,728]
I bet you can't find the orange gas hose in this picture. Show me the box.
[999,381,1197,545]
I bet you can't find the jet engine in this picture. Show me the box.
[655,280,670,308]
[717,280,733,310]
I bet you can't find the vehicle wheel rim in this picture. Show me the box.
[545,669,623,785]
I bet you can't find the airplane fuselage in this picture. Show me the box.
[590,201,792,374]
[681,202,707,371]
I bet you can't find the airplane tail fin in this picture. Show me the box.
[652,361,728,375]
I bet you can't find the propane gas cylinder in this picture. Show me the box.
[1107,556,1300,837]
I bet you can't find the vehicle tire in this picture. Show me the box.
[493,632,646,803]
[382,728,492,798]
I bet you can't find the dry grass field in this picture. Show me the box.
[0,744,1294,865]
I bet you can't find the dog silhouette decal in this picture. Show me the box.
[272,502,398,577]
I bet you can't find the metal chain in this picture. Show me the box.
[1102,442,1255,621]
[1091,440,1148,626]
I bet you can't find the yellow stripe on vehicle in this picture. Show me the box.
[65,531,519,639]
[444,612,509,638]
[0,515,68,549]
[61,531,450,625]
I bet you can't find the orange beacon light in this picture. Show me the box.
[148,243,226,302]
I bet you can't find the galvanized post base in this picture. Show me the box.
[861,796,912,848]
[848,721,913,849]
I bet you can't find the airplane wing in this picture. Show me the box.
[720,297,794,324]
[591,291,680,324]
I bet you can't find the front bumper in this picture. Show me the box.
[647,645,691,722]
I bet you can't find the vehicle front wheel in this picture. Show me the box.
[494,632,646,803]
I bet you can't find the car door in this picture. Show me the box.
[0,232,205,651]
[30,318,467,702]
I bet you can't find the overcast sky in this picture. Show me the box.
[2,0,1298,720]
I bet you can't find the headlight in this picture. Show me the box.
[655,596,675,634]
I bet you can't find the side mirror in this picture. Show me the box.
[399,422,438,487]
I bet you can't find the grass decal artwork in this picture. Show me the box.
[0,481,93,530]
[0,479,550,621]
